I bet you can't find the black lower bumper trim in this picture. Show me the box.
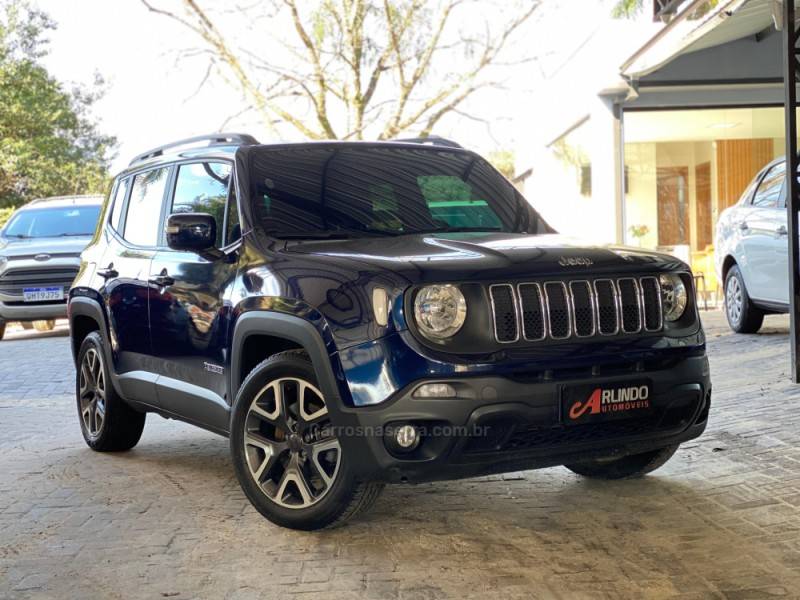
[336,355,711,483]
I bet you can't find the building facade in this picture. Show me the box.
[529,0,791,293]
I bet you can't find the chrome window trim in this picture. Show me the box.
[544,281,572,340]
[517,282,547,342]
[489,283,519,343]
[568,280,596,338]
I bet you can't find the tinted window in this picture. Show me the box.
[124,167,169,246]
[3,205,101,238]
[247,146,549,237]
[170,162,230,248]
[109,178,130,231]
[752,163,785,208]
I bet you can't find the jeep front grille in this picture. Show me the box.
[489,276,663,344]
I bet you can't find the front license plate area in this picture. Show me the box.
[22,287,64,303]
[562,380,653,425]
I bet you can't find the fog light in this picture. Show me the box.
[394,424,420,450]
[413,383,456,398]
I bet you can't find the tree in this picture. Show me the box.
[612,0,720,19]
[0,0,115,209]
[141,0,539,141]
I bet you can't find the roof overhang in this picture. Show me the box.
[621,0,783,81]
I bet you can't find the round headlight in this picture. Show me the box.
[660,273,687,322]
[413,284,467,340]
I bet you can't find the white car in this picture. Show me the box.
[715,157,789,333]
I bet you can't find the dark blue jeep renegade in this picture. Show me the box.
[69,133,711,530]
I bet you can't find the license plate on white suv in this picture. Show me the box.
[22,287,64,302]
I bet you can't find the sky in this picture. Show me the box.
[36,0,657,175]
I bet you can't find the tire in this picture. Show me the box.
[565,444,679,480]
[76,332,146,451]
[33,319,56,332]
[230,350,383,530]
[724,265,764,333]
[21,322,33,330]
[0,321,5,340]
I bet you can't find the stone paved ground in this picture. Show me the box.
[1,313,800,600]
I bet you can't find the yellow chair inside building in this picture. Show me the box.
[690,246,718,310]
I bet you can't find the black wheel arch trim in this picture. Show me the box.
[68,295,112,365]
[230,310,349,409]
[230,310,364,457]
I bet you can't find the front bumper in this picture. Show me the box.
[0,256,78,322]
[337,355,711,483]
[0,301,67,322]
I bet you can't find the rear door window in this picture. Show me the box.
[124,167,170,247]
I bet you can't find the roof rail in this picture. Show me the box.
[129,132,259,166]
[391,135,463,149]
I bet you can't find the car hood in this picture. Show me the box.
[282,232,686,282]
[0,235,92,259]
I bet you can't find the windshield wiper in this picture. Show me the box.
[56,232,91,237]
[271,232,354,240]
[4,234,29,239]
[417,227,503,234]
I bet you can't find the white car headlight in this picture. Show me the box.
[0,256,7,271]
[660,273,687,322]
[413,284,467,340]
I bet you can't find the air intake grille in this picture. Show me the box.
[0,267,78,298]
[489,276,665,344]
[518,283,545,341]
[489,284,518,343]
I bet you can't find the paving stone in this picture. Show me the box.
[2,313,800,598]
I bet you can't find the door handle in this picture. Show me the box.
[739,221,749,231]
[149,272,175,287]
[97,264,118,279]
[776,225,788,236]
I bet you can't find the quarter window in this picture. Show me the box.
[170,162,231,248]
[109,177,130,232]
[124,167,170,247]
[225,185,241,245]
[751,163,785,208]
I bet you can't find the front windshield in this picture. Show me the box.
[247,145,552,238]
[3,205,101,239]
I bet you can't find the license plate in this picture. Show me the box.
[22,287,64,303]
[562,380,653,425]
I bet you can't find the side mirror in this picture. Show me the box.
[165,213,217,253]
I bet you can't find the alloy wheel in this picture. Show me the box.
[243,377,341,509]
[79,348,106,439]
[726,275,743,325]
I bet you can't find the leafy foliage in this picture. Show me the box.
[0,0,115,209]
[612,0,720,20]
[0,206,13,228]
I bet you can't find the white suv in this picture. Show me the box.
[715,157,788,333]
